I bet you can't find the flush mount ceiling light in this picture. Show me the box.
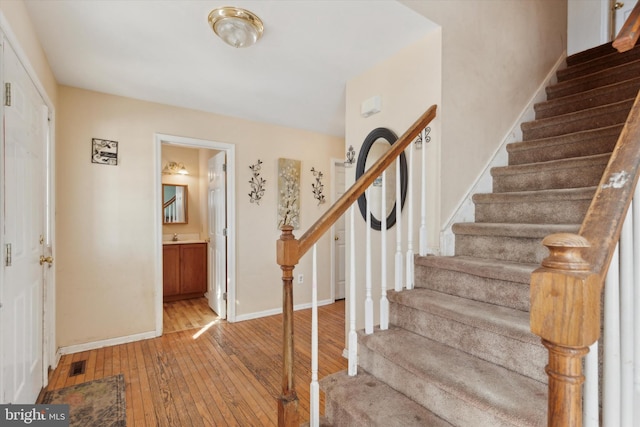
[208,6,264,48]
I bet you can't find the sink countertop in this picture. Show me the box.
[162,240,207,245]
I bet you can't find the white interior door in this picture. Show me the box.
[1,40,47,403]
[333,162,346,300]
[615,0,638,35]
[208,152,227,318]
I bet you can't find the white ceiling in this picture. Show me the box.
[24,0,437,136]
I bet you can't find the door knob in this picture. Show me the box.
[614,2,624,10]
[334,236,339,241]
[39,256,54,266]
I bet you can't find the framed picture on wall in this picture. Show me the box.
[91,138,119,166]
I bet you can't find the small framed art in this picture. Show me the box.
[91,138,119,166]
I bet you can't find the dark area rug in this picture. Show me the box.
[41,374,126,427]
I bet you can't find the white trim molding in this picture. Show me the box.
[234,299,334,322]
[57,330,158,356]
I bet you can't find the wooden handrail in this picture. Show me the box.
[163,195,176,210]
[530,90,640,426]
[613,1,640,52]
[275,104,437,426]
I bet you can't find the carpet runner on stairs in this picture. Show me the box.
[321,40,639,426]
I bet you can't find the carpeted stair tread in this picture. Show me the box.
[453,223,579,263]
[507,125,622,165]
[534,77,640,119]
[473,187,596,224]
[557,44,640,82]
[389,288,537,345]
[321,370,454,427]
[546,59,640,100]
[415,255,536,285]
[452,222,580,238]
[492,152,609,192]
[522,98,633,140]
[414,256,533,312]
[358,328,547,426]
[565,41,617,66]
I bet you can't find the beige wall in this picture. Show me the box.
[345,32,442,331]
[56,85,343,347]
[0,0,57,106]
[401,0,567,228]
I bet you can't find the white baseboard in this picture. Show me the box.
[439,52,567,256]
[56,330,159,357]
[233,298,334,322]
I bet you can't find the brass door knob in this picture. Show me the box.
[334,236,339,241]
[614,2,624,10]
[39,255,54,265]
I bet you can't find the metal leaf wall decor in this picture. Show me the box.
[311,167,326,205]
[248,159,266,205]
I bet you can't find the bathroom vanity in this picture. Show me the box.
[162,241,207,302]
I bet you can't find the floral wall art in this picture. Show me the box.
[248,159,266,205]
[277,158,301,229]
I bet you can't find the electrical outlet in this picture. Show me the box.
[297,274,304,284]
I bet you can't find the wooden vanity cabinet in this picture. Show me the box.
[162,242,207,302]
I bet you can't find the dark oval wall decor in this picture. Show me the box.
[356,127,408,230]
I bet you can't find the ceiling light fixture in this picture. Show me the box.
[208,7,264,48]
[163,162,189,175]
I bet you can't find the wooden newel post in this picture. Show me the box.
[530,233,602,427]
[276,225,300,427]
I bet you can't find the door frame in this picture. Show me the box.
[0,13,57,392]
[153,133,236,335]
[329,157,345,303]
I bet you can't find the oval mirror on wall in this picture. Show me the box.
[356,128,407,230]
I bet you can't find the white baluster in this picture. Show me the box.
[348,205,357,376]
[395,155,403,291]
[380,171,388,330]
[365,188,373,334]
[406,139,414,289]
[603,244,621,427]
[633,187,640,425]
[310,244,319,427]
[583,341,599,427]
[419,128,428,256]
[620,207,634,426]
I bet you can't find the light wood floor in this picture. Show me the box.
[163,297,220,334]
[45,300,347,426]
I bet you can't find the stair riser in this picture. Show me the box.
[389,302,548,383]
[557,47,640,82]
[455,234,547,264]
[534,79,640,119]
[358,345,525,427]
[414,265,530,311]
[492,162,607,193]
[507,129,619,165]
[523,102,631,140]
[474,198,591,224]
[546,61,640,99]
[566,43,618,67]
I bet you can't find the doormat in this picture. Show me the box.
[41,374,126,427]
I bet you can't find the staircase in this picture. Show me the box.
[320,41,640,426]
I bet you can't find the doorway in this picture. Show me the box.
[154,134,236,335]
[331,159,346,300]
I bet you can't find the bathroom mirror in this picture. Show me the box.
[356,128,407,230]
[163,184,188,224]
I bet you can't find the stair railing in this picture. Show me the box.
[276,105,437,426]
[612,0,640,53]
[530,84,640,427]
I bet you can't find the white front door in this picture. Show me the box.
[615,0,638,35]
[208,152,227,318]
[1,39,47,403]
[333,162,346,300]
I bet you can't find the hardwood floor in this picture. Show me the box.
[45,300,347,426]
[163,297,220,334]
